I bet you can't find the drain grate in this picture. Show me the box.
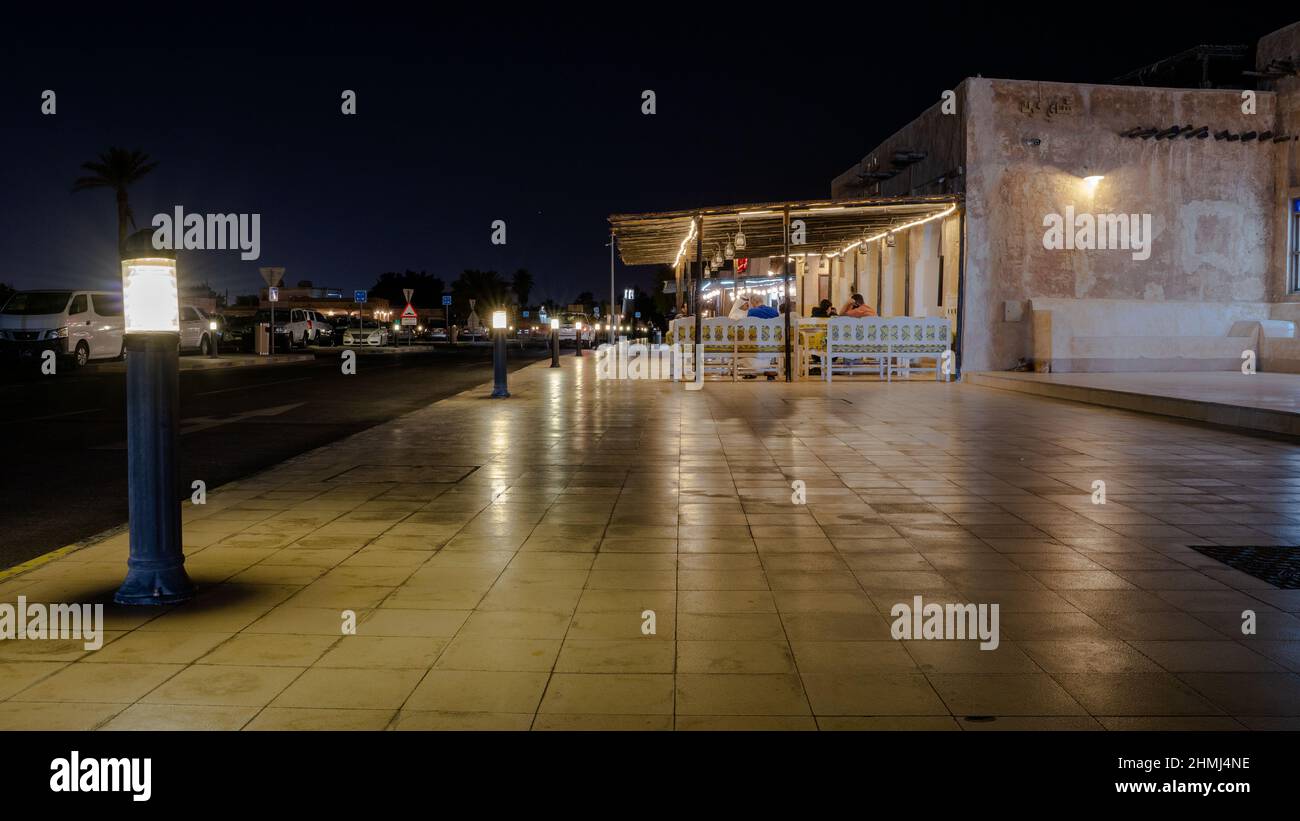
[1188,545,1300,589]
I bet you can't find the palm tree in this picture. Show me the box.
[511,268,534,306]
[72,148,159,257]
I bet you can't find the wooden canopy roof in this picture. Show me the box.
[608,194,961,266]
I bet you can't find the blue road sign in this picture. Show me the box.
[442,295,453,306]
[522,311,529,318]
[634,311,641,318]
[354,290,367,303]
[593,307,600,316]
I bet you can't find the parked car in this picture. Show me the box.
[426,325,448,342]
[219,313,256,352]
[308,311,335,346]
[253,308,311,349]
[557,313,594,345]
[179,305,218,355]
[0,289,124,368]
[459,326,487,342]
[342,320,389,347]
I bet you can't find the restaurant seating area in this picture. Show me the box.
[666,315,952,383]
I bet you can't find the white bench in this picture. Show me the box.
[667,316,787,380]
[1030,298,1268,373]
[823,316,951,382]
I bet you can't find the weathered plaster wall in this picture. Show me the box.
[962,77,1278,371]
[1259,22,1300,303]
[831,82,968,200]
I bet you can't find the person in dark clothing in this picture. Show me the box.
[810,299,837,318]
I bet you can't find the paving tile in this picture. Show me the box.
[14,662,183,703]
[142,665,304,707]
[9,357,1300,729]
[1053,673,1223,716]
[675,673,810,715]
[926,673,1088,716]
[405,670,550,713]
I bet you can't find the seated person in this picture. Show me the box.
[810,299,837,318]
[747,301,779,319]
[727,295,751,320]
[840,293,876,318]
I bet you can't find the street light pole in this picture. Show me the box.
[491,309,510,398]
[608,232,616,347]
[115,244,194,605]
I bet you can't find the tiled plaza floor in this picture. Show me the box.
[2,357,1299,730]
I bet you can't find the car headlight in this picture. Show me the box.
[45,327,68,340]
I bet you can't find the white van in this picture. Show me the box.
[0,290,125,367]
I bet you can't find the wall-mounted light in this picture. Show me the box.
[1082,174,1104,192]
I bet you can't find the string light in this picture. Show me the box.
[672,217,698,268]
[826,204,957,258]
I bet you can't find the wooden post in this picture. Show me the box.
[782,206,792,382]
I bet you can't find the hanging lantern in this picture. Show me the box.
[734,216,746,251]
[724,238,735,259]
[711,246,723,268]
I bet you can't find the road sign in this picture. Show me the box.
[401,303,418,326]
[634,311,641,318]
[403,288,414,303]
[268,287,279,302]
[469,299,477,309]
[442,295,452,306]
[593,307,600,316]
[260,267,285,287]
[354,290,367,303]
[522,311,529,318]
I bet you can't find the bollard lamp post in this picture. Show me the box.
[115,250,195,605]
[491,309,510,398]
[550,318,560,367]
[574,322,583,356]
[208,319,219,359]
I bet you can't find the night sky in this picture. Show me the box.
[1,8,1294,304]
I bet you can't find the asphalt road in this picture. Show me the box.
[0,345,548,570]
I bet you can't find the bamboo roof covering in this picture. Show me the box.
[608,194,961,266]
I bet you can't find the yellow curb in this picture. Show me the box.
[0,543,81,582]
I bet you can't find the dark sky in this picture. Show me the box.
[1,7,1295,303]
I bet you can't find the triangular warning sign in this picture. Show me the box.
[401,303,418,319]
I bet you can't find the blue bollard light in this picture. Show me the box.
[115,250,194,605]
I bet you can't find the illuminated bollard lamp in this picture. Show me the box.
[491,310,510,398]
[550,318,560,368]
[574,322,584,356]
[115,241,195,605]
